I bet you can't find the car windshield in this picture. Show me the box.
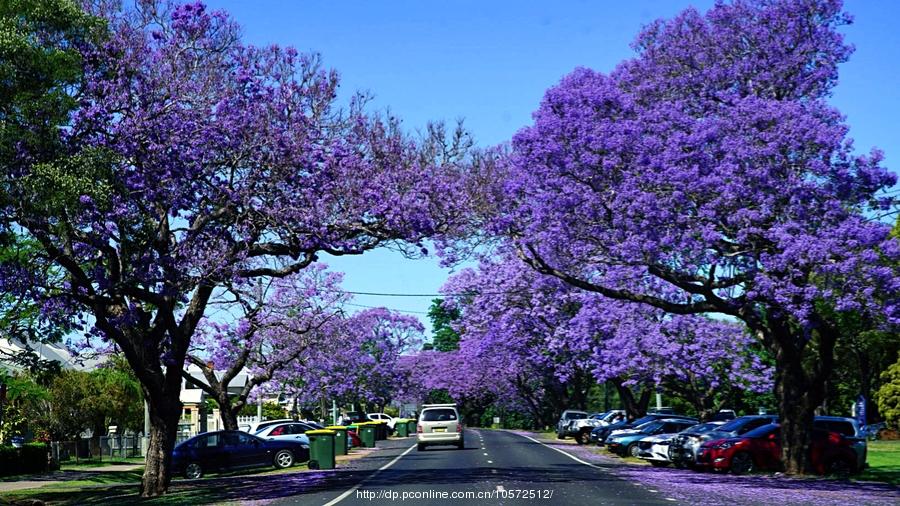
[684,422,721,433]
[639,421,665,433]
[564,412,588,420]
[423,409,457,421]
[629,416,656,426]
[718,417,764,432]
[744,424,780,439]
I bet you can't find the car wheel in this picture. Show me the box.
[730,452,754,475]
[826,457,853,478]
[627,443,640,458]
[574,430,588,445]
[650,461,671,467]
[184,462,203,479]
[557,431,564,440]
[273,449,294,469]
[672,460,687,469]
[417,443,425,451]
[456,440,464,450]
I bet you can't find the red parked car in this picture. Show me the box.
[347,429,362,448]
[696,423,858,475]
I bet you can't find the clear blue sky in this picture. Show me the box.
[205,0,900,338]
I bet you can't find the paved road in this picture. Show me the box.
[279,429,679,506]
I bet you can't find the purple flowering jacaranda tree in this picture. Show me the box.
[186,264,348,430]
[492,0,899,474]
[281,307,424,414]
[0,0,467,495]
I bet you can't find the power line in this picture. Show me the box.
[344,302,430,315]
[342,290,457,297]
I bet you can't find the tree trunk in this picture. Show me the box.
[140,397,181,498]
[615,382,651,421]
[219,398,239,431]
[776,357,815,474]
[771,320,834,476]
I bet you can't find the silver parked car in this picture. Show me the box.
[556,409,588,439]
[417,404,464,450]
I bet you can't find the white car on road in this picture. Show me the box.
[417,404,464,450]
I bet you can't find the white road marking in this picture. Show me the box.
[487,460,493,464]
[511,432,602,469]
[322,443,417,506]
[665,498,677,502]
[483,452,489,456]
[648,489,658,493]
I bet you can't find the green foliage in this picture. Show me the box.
[0,0,102,167]
[0,442,48,476]
[425,298,460,352]
[0,371,49,443]
[239,401,285,420]
[875,355,900,429]
[45,357,143,439]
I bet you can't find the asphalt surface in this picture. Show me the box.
[277,429,680,506]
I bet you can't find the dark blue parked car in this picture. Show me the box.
[172,430,309,479]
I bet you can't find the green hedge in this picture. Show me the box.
[0,443,48,476]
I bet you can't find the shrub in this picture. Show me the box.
[876,357,900,430]
[0,443,48,476]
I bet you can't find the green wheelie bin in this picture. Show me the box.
[406,419,417,437]
[357,422,376,448]
[306,430,336,470]
[374,420,388,441]
[326,426,348,455]
[395,418,409,437]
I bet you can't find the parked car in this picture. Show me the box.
[606,418,698,458]
[367,412,397,430]
[254,422,316,447]
[813,416,868,470]
[696,423,860,475]
[240,418,295,434]
[556,409,588,439]
[347,428,362,447]
[417,403,464,450]
[666,421,728,468]
[597,410,626,426]
[592,413,696,445]
[638,421,725,467]
[668,415,777,467]
[711,410,737,421]
[567,412,617,444]
[171,430,308,479]
[341,411,369,425]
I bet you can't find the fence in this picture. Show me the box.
[52,435,145,464]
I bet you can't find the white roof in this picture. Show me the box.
[0,337,102,372]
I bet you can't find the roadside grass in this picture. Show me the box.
[59,457,146,470]
[855,440,900,486]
